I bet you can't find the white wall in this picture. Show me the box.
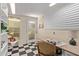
[45,3,79,30]
[37,29,79,43]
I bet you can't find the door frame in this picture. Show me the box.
[27,18,38,43]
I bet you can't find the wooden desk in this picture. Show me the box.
[57,43,79,56]
[38,39,79,56]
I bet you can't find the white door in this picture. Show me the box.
[27,20,37,43]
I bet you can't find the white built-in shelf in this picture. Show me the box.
[1,3,8,17]
[0,3,8,56]
[0,19,7,24]
[0,43,8,56]
[0,32,7,36]
[0,42,7,52]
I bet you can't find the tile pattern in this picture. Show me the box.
[8,42,38,56]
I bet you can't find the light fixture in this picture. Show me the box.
[8,18,20,22]
[29,21,35,24]
[10,3,15,14]
[49,3,56,7]
[26,14,40,18]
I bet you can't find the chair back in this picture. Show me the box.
[37,41,56,56]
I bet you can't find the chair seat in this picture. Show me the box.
[37,41,56,56]
[9,41,18,46]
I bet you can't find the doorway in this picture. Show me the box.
[8,17,21,46]
[27,19,37,43]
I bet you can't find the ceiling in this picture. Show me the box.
[8,3,71,18]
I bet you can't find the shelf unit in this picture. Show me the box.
[0,3,8,56]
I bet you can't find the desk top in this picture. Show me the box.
[58,43,79,56]
[38,39,79,56]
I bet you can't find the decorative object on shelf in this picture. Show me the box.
[1,21,7,33]
[38,16,44,29]
[69,38,76,46]
[53,32,55,35]
[39,23,44,29]
[1,41,5,48]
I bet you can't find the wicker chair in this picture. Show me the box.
[37,41,56,56]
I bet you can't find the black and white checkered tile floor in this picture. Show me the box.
[8,42,38,56]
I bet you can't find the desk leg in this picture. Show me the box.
[62,49,66,56]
